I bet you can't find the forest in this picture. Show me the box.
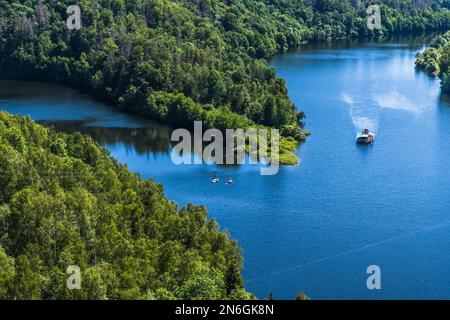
[0,112,253,299]
[0,0,449,163]
[416,30,450,92]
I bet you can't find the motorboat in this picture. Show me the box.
[356,129,375,144]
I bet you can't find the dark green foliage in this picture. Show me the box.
[295,291,311,300]
[416,30,450,92]
[0,0,305,140]
[416,46,442,74]
[0,112,246,299]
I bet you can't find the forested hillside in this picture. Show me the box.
[0,0,449,301]
[416,30,450,92]
[0,112,250,299]
[0,0,449,164]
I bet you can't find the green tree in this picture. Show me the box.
[295,291,311,301]
[0,112,250,300]
[0,246,15,299]
[178,267,225,300]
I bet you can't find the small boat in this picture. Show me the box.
[211,172,219,184]
[226,175,233,185]
[356,129,375,144]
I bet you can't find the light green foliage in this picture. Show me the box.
[0,246,15,299]
[50,138,68,157]
[2,127,26,153]
[177,266,224,300]
[229,288,257,300]
[0,112,247,300]
[295,291,311,300]
[416,30,450,93]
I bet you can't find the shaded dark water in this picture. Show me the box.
[2,34,450,299]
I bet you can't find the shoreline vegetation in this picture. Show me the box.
[416,30,450,93]
[0,111,252,299]
[1,1,450,164]
[0,0,450,300]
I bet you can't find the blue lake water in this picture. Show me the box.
[2,34,450,299]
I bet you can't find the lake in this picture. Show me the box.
[2,34,450,299]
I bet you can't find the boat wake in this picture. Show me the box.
[342,84,440,134]
[342,93,379,133]
[376,89,438,113]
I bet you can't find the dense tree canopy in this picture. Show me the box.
[0,112,252,299]
[416,30,450,92]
